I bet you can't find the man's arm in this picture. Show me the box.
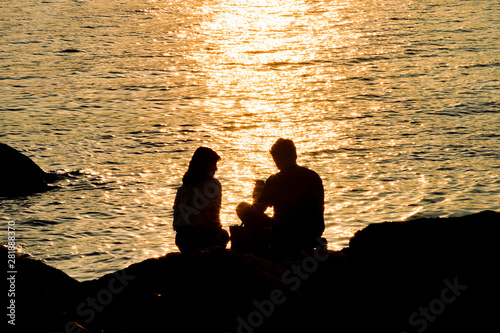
[252,177,274,214]
[311,173,325,234]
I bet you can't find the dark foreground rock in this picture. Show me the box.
[4,245,85,332]
[0,143,60,197]
[5,210,499,333]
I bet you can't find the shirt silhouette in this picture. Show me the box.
[236,138,325,252]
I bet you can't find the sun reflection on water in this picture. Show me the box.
[184,0,358,228]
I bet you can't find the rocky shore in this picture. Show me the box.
[4,210,499,333]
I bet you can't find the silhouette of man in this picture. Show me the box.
[236,138,325,253]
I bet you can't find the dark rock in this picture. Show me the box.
[2,245,88,332]
[0,143,55,197]
[339,210,500,333]
[7,210,500,332]
[76,248,306,333]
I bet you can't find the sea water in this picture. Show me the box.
[1,0,499,281]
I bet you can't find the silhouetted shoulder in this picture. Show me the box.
[294,166,323,187]
[264,165,321,185]
[299,165,321,178]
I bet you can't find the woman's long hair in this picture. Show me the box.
[182,147,221,185]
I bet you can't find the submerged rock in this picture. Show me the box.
[6,210,499,332]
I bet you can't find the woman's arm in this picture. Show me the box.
[204,179,222,231]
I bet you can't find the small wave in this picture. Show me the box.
[347,93,383,100]
[344,76,377,82]
[57,49,84,53]
[45,170,80,183]
[245,50,279,54]
[85,251,106,257]
[140,141,170,148]
[349,55,390,63]
[305,147,370,156]
[0,75,47,81]
[11,40,42,45]
[461,62,500,69]
[222,124,259,131]
[1,107,27,111]
[83,211,113,218]
[26,219,59,226]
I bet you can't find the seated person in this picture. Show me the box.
[236,138,325,253]
[173,147,229,254]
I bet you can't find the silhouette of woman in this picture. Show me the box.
[173,147,229,254]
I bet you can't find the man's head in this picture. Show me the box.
[270,138,297,170]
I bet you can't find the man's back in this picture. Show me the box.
[257,165,325,244]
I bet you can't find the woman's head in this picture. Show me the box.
[182,147,221,184]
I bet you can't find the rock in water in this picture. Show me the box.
[0,143,51,197]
